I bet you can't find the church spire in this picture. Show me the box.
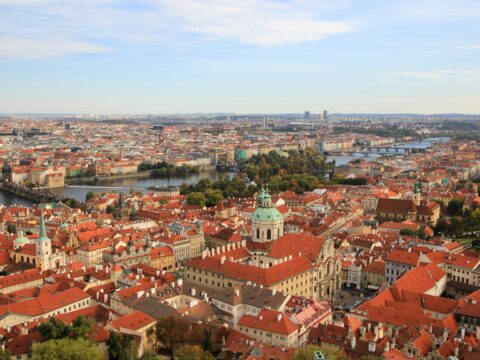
[38,208,50,242]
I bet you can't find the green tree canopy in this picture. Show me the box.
[204,189,223,207]
[86,191,95,201]
[106,330,137,360]
[447,199,464,216]
[293,344,348,360]
[174,345,215,360]
[156,316,190,360]
[39,316,94,341]
[186,192,207,206]
[0,348,11,360]
[399,228,416,236]
[32,338,104,360]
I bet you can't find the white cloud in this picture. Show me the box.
[471,45,480,49]
[155,0,355,46]
[0,0,356,59]
[0,37,110,58]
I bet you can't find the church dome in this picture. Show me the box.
[252,206,283,222]
[253,186,282,222]
[14,231,29,245]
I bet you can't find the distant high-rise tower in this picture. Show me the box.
[323,110,328,121]
[304,111,310,121]
[263,116,267,129]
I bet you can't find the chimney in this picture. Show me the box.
[136,290,144,298]
[221,255,226,265]
[461,327,465,341]
[276,313,282,321]
[234,288,240,297]
[368,341,376,353]
[351,337,356,349]
[259,315,263,320]
[454,346,459,357]
[191,288,196,296]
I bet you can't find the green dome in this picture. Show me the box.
[14,231,28,244]
[252,206,283,222]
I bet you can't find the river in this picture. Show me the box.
[0,137,449,206]
[326,137,449,166]
[0,169,234,206]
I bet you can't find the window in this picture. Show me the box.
[267,229,271,240]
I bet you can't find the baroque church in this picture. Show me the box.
[12,209,66,271]
[185,186,342,300]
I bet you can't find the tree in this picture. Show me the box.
[39,317,71,341]
[156,316,190,360]
[447,199,464,216]
[32,338,104,360]
[204,189,223,207]
[0,348,11,360]
[39,316,94,341]
[71,316,95,339]
[174,345,215,360]
[417,226,427,240]
[106,330,137,360]
[106,205,115,214]
[86,191,95,201]
[293,344,348,360]
[399,228,416,236]
[6,224,16,234]
[201,328,213,353]
[186,192,206,206]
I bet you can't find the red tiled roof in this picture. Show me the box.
[238,309,298,335]
[112,311,155,331]
[0,269,43,290]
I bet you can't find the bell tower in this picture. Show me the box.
[36,208,52,271]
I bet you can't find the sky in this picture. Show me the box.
[0,0,480,114]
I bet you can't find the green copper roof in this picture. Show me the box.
[14,231,28,244]
[252,206,283,222]
[38,210,50,242]
[414,181,421,193]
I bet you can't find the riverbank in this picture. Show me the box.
[66,171,152,185]
[66,165,221,186]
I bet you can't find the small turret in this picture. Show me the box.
[196,221,203,234]
[413,181,421,206]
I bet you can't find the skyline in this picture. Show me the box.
[1,0,480,114]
